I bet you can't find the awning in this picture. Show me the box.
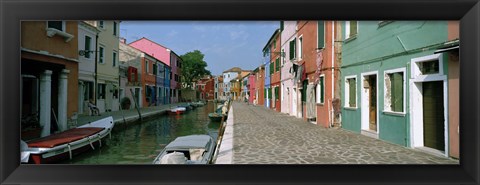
[434,46,459,54]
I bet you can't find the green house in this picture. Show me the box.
[340,21,459,158]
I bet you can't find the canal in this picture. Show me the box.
[61,102,220,164]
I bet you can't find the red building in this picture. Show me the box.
[248,72,256,104]
[196,76,214,100]
[270,31,282,112]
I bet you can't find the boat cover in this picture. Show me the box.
[159,152,187,164]
[27,127,104,148]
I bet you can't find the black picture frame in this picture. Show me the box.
[1,0,479,184]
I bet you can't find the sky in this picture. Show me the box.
[120,21,279,76]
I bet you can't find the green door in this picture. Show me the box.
[423,81,445,151]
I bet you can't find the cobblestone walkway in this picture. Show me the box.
[231,102,459,164]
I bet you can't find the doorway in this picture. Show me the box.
[361,72,378,137]
[422,81,445,151]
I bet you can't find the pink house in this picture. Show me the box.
[129,37,182,104]
[248,73,256,104]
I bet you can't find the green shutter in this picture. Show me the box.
[275,58,280,72]
[275,87,279,100]
[84,36,91,58]
[289,40,294,60]
[318,21,325,48]
[392,73,403,112]
[264,89,266,98]
[293,39,296,59]
[270,62,274,75]
[349,78,356,107]
[320,77,324,103]
[350,21,358,36]
[280,21,284,31]
[302,80,307,102]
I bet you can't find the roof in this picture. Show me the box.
[128,37,170,51]
[223,67,242,73]
[165,135,212,150]
[262,29,281,52]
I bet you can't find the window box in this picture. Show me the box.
[46,28,74,42]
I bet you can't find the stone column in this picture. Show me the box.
[57,69,70,132]
[39,70,52,137]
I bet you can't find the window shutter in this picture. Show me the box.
[302,80,307,102]
[349,79,356,107]
[270,62,274,75]
[318,21,325,48]
[84,36,91,58]
[264,89,266,98]
[350,21,358,36]
[320,77,324,103]
[392,73,403,112]
[276,58,280,72]
[280,21,284,31]
[289,40,294,60]
[293,39,296,59]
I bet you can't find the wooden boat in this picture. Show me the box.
[152,135,216,164]
[168,107,186,115]
[20,116,115,164]
[208,112,226,122]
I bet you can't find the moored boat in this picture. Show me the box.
[152,135,216,164]
[20,116,115,164]
[208,112,226,122]
[168,107,186,115]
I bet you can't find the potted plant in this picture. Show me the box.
[121,97,131,110]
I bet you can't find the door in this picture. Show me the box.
[423,81,445,151]
[368,76,377,131]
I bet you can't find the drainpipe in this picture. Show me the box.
[331,21,335,127]
[94,33,98,105]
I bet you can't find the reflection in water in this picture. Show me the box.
[62,102,220,164]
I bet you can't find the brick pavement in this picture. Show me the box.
[227,101,459,164]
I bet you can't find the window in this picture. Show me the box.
[298,36,303,60]
[99,46,105,64]
[84,36,91,58]
[98,21,104,29]
[270,62,274,75]
[47,21,64,31]
[345,21,358,39]
[97,84,106,99]
[384,69,405,113]
[112,51,117,67]
[280,21,284,31]
[268,88,272,99]
[273,39,276,50]
[145,60,149,73]
[345,76,357,108]
[289,39,296,60]
[153,64,157,75]
[316,75,325,104]
[113,22,117,36]
[275,58,280,72]
[281,49,286,65]
[318,21,325,48]
[301,80,308,102]
[275,86,279,100]
[419,60,440,75]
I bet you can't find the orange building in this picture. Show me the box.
[270,31,282,112]
[21,21,79,138]
[254,65,265,105]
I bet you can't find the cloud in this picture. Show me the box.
[167,30,178,37]
[229,30,249,41]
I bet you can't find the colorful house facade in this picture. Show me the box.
[170,52,182,103]
[340,21,459,158]
[128,37,174,104]
[89,21,121,113]
[280,21,297,116]
[21,21,80,137]
[269,29,282,112]
[248,72,256,104]
[77,21,100,115]
[254,65,265,105]
[119,40,143,109]
[222,67,242,100]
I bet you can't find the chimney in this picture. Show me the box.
[120,37,126,44]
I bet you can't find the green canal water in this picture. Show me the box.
[61,102,221,164]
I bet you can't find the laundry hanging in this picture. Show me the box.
[306,84,316,119]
